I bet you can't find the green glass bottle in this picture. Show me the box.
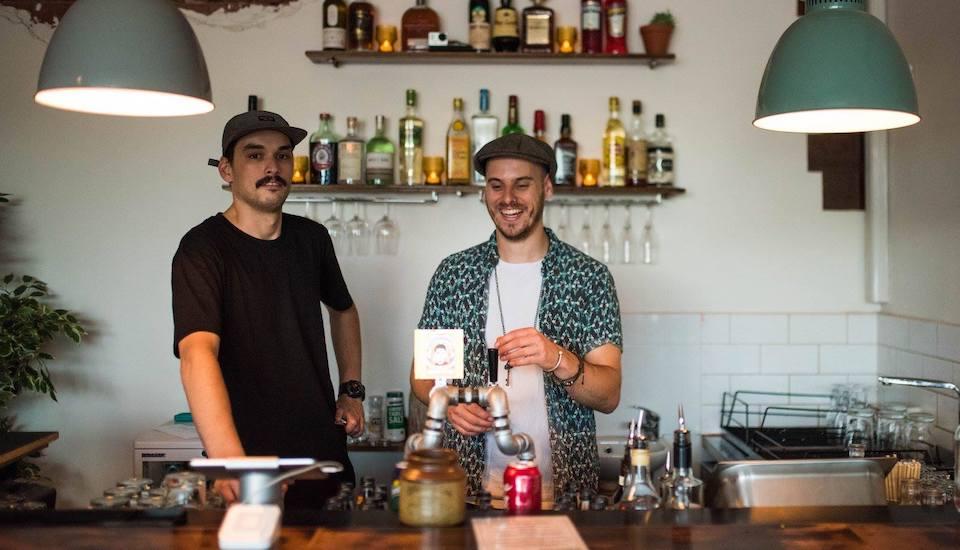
[501,95,525,136]
[366,115,396,185]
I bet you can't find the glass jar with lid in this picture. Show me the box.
[877,410,907,449]
[846,408,875,449]
[399,448,466,527]
[906,412,935,450]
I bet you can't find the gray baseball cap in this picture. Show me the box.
[474,133,557,182]
[220,110,307,156]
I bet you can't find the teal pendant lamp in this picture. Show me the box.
[755,0,919,133]
[35,0,214,117]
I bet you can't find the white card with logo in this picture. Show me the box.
[414,329,465,380]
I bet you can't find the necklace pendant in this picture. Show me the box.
[505,364,512,387]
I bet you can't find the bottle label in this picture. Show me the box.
[326,4,339,26]
[323,28,347,49]
[628,138,648,180]
[493,9,519,38]
[470,22,492,50]
[582,4,601,31]
[447,135,471,181]
[607,6,626,38]
[338,142,363,182]
[525,13,551,46]
[366,152,393,171]
[648,147,675,184]
[555,147,577,185]
[311,142,335,171]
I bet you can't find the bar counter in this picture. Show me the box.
[1,506,958,549]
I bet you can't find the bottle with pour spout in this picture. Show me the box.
[664,404,704,510]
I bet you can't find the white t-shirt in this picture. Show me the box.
[483,259,554,503]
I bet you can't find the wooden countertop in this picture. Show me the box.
[0,507,958,548]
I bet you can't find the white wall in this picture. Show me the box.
[1,0,881,506]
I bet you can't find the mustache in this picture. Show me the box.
[256,176,288,188]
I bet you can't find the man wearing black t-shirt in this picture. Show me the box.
[171,111,364,509]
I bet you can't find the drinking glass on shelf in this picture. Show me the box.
[640,205,658,265]
[905,412,935,450]
[620,205,637,264]
[324,202,348,257]
[876,409,906,449]
[846,408,875,449]
[578,205,595,257]
[374,204,399,255]
[600,204,615,265]
[347,203,371,256]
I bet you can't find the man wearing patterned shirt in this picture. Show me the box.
[410,134,623,503]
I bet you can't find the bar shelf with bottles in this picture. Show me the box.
[313,0,676,69]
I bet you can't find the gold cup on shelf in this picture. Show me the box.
[556,26,577,54]
[377,25,398,53]
[292,155,308,184]
[423,157,444,185]
[579,158,600,187]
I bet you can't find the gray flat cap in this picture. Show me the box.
[474,133,557,182]
[221,110,307,155]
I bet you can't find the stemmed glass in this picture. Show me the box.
[374,204,399,255]
[621,205,637,264]
[640,205,658,265]
[600,204,615,265]
[578,205,595,258]
[324,202,348,257]
[347,203,371,256]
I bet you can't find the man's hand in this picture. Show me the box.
[495,327,562,372]
[335,395,365,437]
[214,479,241,505]
[447,403,493,437]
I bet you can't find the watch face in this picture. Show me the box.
[342,381,365,399]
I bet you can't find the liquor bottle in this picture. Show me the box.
[615,419,636,503]
[492,0,520,53]
[446,98,471,185]
[522,0,554,53]
[581,0,603,54]
[366,115,395,186]
[647,114,675,186]
[501,95,525,136]
[602,96,626,187]
[626,100,648,186]
[664,405,705,510]
[401,0,440,52]
[309,113,340,186]
[348,1,376,51]
[603,0,627,54]
[338,116,365,185]
[533,110,547,142]
[469,0,492,52]
[398,89,424,185]
[471,89,500,185]
[617,446,661,511]
[553,114,577,186]
[322,0,348,51]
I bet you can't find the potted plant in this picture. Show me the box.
[640,11,675,57]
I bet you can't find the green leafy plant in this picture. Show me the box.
[650,11,676,27]
[0,274,85,422]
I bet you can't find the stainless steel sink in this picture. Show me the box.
[708,458,887,508]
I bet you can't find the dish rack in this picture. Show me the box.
[720,390,939,465]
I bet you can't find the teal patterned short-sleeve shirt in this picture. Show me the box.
[417,228,623,495]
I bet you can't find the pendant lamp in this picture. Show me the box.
[754,0,919,133]
[35,0,214,117]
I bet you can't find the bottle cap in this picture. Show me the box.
[406,89,417,106]
[609,96,620,111]
[561,113,571,127]
[453,97,463,110]
[656,113,666,127]
[479,89,490,112]
[632,100,642,115]
[534,109,545,130]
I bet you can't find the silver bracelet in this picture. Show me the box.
[545,349,563,373]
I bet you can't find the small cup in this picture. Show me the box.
[423,157,444,185]
[899,478,921,506]
[847,443,865,458]
[556,26,577,54]
[578,159,600,187]
[293,155,308,184]
[377,25,397,53]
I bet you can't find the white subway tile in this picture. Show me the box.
[877,346,896,376]
[731,315,789,344]
[789,375,848,404]
[729,375,790,404]
[848,314,878,344]
[936,394,959,432]
[619,345,700,432]
[621,314,659,346]
[661,315,701,344]
[701,375,730,406]
[896,350,924,379]
[937,323,960,363]
[760,345,818,374]
[878,314,910,349]
[907,320,938,356]
[922,357,957,389]
[789,314,847,344]
[701,314,730,344]
[702,345,760,374]
[701,405,722,433]
[820,345,878,374]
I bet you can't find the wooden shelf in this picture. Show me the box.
[305,50,675,69]
[285,184,685,198]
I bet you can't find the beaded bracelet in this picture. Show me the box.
[556,354,585,387]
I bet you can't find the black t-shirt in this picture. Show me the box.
[171,213,354,468]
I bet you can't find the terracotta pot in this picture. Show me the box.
[640,24,674,56]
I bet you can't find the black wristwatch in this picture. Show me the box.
[339,380,365,401]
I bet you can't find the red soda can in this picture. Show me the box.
[503,459,541,514]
